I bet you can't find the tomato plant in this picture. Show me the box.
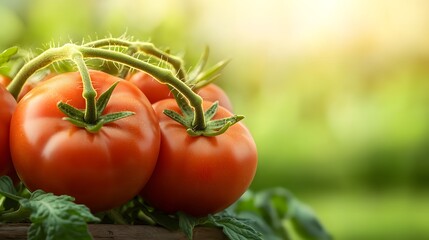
[0,84,17,182]
[10,70,161,212]
[0,38,333,240]
[141,99,257,217]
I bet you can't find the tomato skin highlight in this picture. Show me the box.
[0,84,18,182]
[141,99,257,217]
[10,70,161,212]
[127,72,234,111]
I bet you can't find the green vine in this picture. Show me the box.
[6,39,243,135]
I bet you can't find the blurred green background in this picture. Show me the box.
[1,0,428,239]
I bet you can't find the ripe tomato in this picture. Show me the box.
[0,84,17,182]
[127,71,173,103]
[18,73,57,101]
[0,75,11,87]
[141,99,257,217]
[196,83,233,112]
[127,72,233,111]
[10,70,160,212]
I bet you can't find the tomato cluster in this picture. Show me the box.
[0,43,257,217]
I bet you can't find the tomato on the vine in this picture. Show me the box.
[0,84,17,182]
[10,70,161,212]
[127,72,234,111]
[141,99,257,217]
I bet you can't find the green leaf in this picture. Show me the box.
[178,212,199,240]
[0,46,19,65]
[234,212,285,240]
[254,188,293,228]
[139,203,179,231]
[290,200,332,240]
[0,176,17,196]
[20,190,99,240]
[0,176,20,201]
[208,214,263,240]
[227,191,259,214]
[228,188,333,240]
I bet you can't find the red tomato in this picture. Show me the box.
[0,84,17,182]
[127,72,173,103]
[196,83,233,112]
[127,72,233,111]
[141,99,257,217]
[18,73,57,101]
[17,81,37,101]
[10,70,160,212]
[0,75,11,87]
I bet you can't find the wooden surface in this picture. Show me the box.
[0,223,228,240]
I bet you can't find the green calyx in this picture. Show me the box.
[57,81,134,133]
[5,38,239,136]
[163,89,244,137]
[56,51,134,133]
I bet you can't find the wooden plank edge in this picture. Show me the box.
[0,223,229,240]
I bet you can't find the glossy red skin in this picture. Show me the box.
[17,73,57,101]
[196,84,233,112]
[127,72,173,103]
[10,71,161,212]
[127,72,233,111]
[141,99,257,217]
[0,85,17,182]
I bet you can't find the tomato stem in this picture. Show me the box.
[117,47,138,79]
[71,52,98,124]
[83,38,187,81]
[7,45,73,99]
[0,206,31,223]
[78,46,207,130]
[6,41,207,131]
[106,209,128,225]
